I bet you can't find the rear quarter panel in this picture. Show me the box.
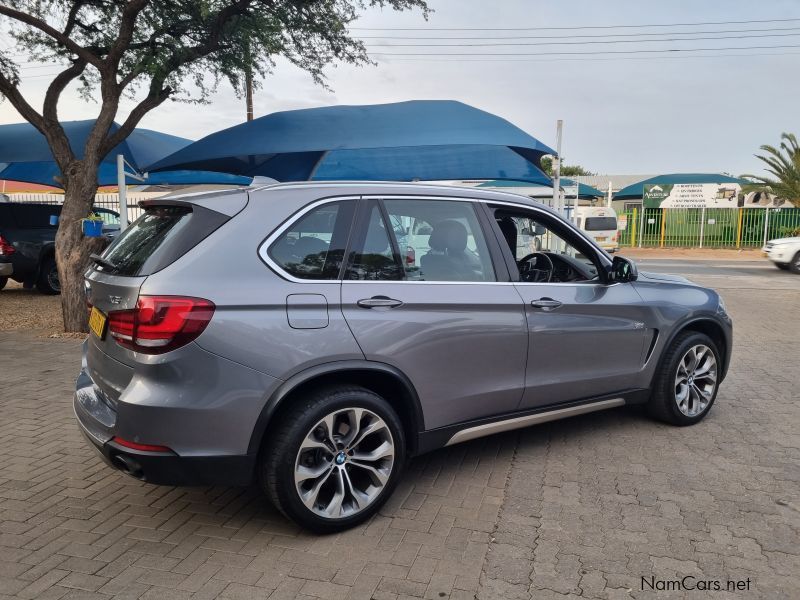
[138,187,365,380]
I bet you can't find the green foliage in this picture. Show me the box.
[741,132,800,208]
[1,0,430,104]
[540,156,594,177]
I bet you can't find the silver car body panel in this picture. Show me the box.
[74,181,733,487]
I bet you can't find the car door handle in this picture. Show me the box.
[530,297,562,310]
[357,296,404,309]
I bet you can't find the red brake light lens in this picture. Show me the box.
[112,436,173,453]
[0,235,15,255]
[108,295,215,354]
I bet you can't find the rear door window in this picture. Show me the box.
[383,198,495,282]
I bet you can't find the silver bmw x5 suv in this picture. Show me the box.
[75,182,732,532]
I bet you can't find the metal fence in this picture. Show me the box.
[618,207,800,248]
[3,192,164,222]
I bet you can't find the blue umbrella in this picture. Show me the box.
[0,120,251,187]
[148,100,554,185]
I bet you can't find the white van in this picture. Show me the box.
[574,206,619,253]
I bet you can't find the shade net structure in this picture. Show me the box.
[148,100,554,186]
[0,120,251,187]
[479,177,605,199]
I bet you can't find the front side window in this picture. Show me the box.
[269,200,355,279]
[495,209,599,283]
[383,199,495,282]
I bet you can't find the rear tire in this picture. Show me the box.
[36,256,60,295]
[648,331,721,426]
[789,251,800,274]
[260,385,405,533]
[0,276,6,290]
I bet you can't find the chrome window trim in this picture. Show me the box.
[259,193,613,285]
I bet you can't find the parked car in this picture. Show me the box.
[762,236,800,273]
[0,203,119,293]
[75,182,732,532]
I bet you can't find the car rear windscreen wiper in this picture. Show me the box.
[89,253,118,271]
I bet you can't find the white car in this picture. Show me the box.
[762,237,800,273]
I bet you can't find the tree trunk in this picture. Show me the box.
[55,163,109,332]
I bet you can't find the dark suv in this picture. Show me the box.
[75,182,732,532]
[0,202,119,293]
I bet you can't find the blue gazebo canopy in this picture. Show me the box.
[0,120,251,187]
[478,177,605,198]
[149,100,555,185]
[615,173,750,200]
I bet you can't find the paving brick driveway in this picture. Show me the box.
[1,267,798,599]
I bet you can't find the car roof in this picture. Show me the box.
[251,180,553,210]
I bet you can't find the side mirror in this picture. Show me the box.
[611,255,638,283]
[533,224,547,236]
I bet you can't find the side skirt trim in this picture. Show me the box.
[444,397,625,447]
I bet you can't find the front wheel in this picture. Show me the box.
[260,386,405,533]
[648,331,721,426]
[789,251,800,274]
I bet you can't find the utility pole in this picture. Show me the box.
[245,67,254,122]
[552,119,563,214]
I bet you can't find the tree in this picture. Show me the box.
[0,0,429,331]
[540,156,594,177]
[741,132,800,208]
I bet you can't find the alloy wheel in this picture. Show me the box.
[48,266,60,292]
[294,407,395,519]
[674,344,717,417]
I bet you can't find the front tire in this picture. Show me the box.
[36,256,60,295]
[789,251,800,274]
[648,331,721,426]
[260,385,405,533]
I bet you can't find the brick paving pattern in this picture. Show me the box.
[1,268,798,599]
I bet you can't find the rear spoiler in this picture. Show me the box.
[138,189,249,217]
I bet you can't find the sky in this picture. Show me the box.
[1,0,799,178]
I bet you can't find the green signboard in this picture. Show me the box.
[643,183,673,208]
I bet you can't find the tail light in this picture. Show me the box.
[108,296,215,354]
[0,235,15,256]
[405,246,416,265]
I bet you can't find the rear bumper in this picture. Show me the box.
[76,423,255,486]
[74,340,264,487]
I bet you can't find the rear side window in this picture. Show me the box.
[584,216,617,231]
[268,200,356,280]
[99,205,227,276]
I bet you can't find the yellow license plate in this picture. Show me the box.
[595,236,607,242]
[89,307,107,339]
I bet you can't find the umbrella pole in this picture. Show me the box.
[117,154,129,231]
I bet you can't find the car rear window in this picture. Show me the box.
[584,216,617,231]
[98,204,227,276]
